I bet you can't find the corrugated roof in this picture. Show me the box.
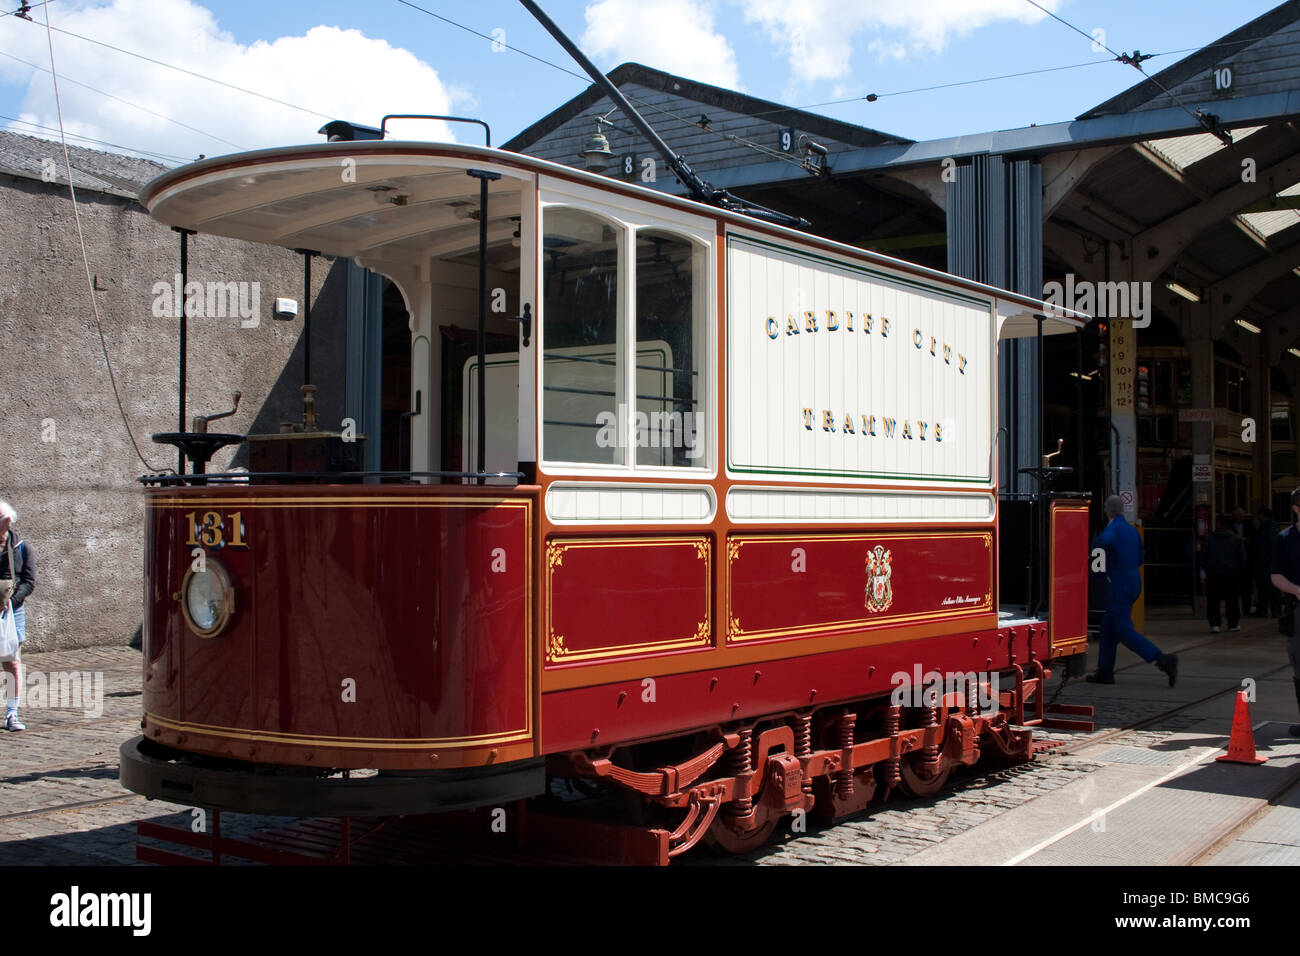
[1140,125,1300,239]
[0,129,168,199]
[1240,180,1300,237]
[1143,126,1262,170]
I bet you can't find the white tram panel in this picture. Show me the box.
[725,233,995,492]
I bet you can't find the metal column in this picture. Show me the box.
[946,154,1043,495]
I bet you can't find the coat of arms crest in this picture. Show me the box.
[864,544,893,613]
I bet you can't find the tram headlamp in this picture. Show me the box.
[180,559,235,638]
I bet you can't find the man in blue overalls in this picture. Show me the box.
[1087,495,1179,686]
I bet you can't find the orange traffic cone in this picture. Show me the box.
[1216,690,1267,765]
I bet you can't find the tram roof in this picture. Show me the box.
[139,140,1086,337]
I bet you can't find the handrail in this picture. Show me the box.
[380,114,491,147]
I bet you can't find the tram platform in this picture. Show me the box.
[903,606,1300,866]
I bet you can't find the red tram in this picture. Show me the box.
[119,94,1093,862]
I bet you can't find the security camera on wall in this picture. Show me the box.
[273,297,299,321]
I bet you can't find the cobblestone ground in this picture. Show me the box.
[0,645,1218,866]
[711,754,1107,866]
[710,679,1206,865]
[0,647,288,865]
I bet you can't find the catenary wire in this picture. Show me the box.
[1022,0,1229,139]
[0,46,245,150]
[677,34,1276,117]
[40,6,165,473]
[9,0,1270,153]
[0,0,53,19]
[0,112,193,162]
[392,1,1211,177]
[22,16,335,121]
[394,1,813,173]
[1023,0,1125,60]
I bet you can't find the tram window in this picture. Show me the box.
[1150,360,1173,407]
[1214,360,1249,414]
[1272,403,1295,442]
[541,207,624,464]
[635,230,705,467]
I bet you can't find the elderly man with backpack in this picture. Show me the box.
[0,500,36,731]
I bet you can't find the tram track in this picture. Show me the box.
[1182,770,1300,865]
[1001,641,1300,866]
[0,793,142,823]
[1047,646,1291,758]
[6,634,1294,864]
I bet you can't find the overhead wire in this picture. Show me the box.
[5,0,1269,158]
[0,0,52,19]
[0,111,192,162]
[39,3,165,472]
[0,46,245,151]
[1022,0,1233,142]
[24,17,335,121]
[394,0,815,175]
[394,0,589,83]
[645,33,1277,119]
[391,0,1231,179]
[1023,0,1120,56]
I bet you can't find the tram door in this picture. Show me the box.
[432,178,533,485]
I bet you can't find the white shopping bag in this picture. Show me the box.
[0,607,18,662]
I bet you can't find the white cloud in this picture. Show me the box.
[0,0,456,164]
[739,0,1061,86]
[582,0,742,89]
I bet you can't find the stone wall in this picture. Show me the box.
[0,171,347,649]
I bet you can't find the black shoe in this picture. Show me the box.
[1156,653,1179,687]
[1290,724,1300,737]
[1085,670,1115,684]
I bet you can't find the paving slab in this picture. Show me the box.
[1204,773,1300,866]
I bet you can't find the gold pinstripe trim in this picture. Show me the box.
[146,713,533,750]
[1051,502,1090,652]
[545,536,712,664]
[150,495,535,749]
[147,497,530,509]
[726,530,994,644]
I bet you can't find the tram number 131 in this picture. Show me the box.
[184,511,249,550]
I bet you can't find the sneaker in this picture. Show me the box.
[1211,626,1221,633]
[1085,670,1115,684]
[4,713,24,732]
[1156,654,1179,688]
[1228,625,1241,632]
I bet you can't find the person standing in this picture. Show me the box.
[1268,488,1300,738]
[0,500,34,731]
[1252,506,1280,617]
[1232,505,1255,613]
[1202,518,1246,633]
[1087,495,1179,686]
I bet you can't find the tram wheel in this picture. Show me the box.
[702,808,780,855]
[897,753,952,799]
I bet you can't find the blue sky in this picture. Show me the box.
[0,0,1281,166]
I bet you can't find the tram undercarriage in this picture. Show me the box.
[124,652,1091,864]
